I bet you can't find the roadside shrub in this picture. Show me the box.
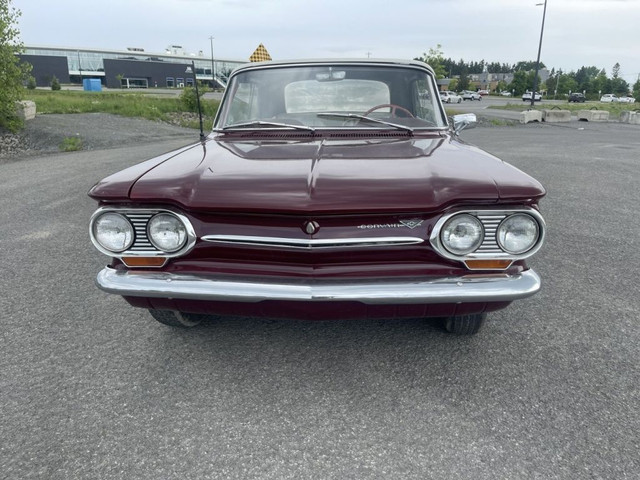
[180,84,208,113]
[51,76,61,91]
[26,76,37,90]
[59,135,82,151]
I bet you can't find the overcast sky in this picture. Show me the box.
[13,0,640,83]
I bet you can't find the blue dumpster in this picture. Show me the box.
[83,79,102,92]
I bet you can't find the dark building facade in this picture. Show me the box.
[103,58,201,89]
[19,45,244,89]
[19,54,70,86]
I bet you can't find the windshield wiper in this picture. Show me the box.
[316,113,414,133]
[218,121,315,133]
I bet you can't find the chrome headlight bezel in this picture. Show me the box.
[440,213,484,255]
[147,213,189,253]
[91,212,135,253]
[89,207,197,260]
[496,213,540,255]
[430,208,545,266]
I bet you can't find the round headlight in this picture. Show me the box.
[497,214,539,254]
[441,214,484,255]
[148,213,187,252]
[93,213,134,252]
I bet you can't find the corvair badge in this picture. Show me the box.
[357,219,424,230]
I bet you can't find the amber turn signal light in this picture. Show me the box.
[464,259,512,270]
[121,257,167,267]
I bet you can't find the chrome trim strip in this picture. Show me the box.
[96,267,541,305]
[201,235,424,249]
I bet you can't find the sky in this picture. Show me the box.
[12,0,640,83]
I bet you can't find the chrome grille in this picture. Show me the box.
[476,214,507,255]
[124,213,159,253]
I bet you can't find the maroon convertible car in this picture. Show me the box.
[89,59,546,335]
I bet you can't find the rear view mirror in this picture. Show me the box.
[452,113,477,135]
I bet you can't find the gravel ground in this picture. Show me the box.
[0,113,198,161]
[0,112,517,162]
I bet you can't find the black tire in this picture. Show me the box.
[444,313,486,335]
[457,98,462,103]
[148,309,206,328]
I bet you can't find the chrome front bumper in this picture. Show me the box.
[96,267,541,305]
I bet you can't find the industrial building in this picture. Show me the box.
[19,45,245,89]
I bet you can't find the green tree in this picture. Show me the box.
[612,62,620,79]
[457,66,470,91]
[509,71,529,96]
[556,74,578,96]
[50,75,61,90]
[0,0,31,132]
[633,79,640,100]
[610,77,629,96]
[417,44,447,79]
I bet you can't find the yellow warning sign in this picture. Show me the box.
[249,44,272,62]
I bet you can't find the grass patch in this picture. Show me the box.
[23,90,219,129]
[489,118,510,126]
[59,135,83,152]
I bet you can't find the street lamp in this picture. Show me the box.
[530,0,548,107]
[209,36,215,89]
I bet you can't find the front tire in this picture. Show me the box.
[148,309,206,328]
[444,313,486,335]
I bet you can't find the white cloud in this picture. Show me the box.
[12,0,640,81]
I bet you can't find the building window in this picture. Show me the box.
[121,77,149,88]
[166,77,175,87]
[176,77,185,87]
[186,78,194,87]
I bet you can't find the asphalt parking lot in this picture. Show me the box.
[1,118,639,479]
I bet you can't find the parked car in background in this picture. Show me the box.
[88,58,546,336]
[477,90,489,96]
[522,91,542,102]
[600,94,618,103]
[568,92,586,103]
[500,91,512,97]
[440,90,462,103]
[617,96,635,104]
[461,90,482,101]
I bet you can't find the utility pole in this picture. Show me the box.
[531,0,548,107]
[209,36,215,89]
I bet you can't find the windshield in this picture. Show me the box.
[215,64,446,130]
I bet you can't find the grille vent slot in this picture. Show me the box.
[477,214,507,254]
[124,213,160,253]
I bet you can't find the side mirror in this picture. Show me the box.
[452,113,477,135]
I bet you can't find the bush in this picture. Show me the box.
[179,84,208,113]
[0,0,32,132]
[51,76,61,91]
[59,135,83,151]
[26,76,37,90]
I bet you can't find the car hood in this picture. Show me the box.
[90,133,545,214]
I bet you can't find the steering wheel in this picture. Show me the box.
[364,104,415,118]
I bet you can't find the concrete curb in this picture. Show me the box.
[620,111,640,125]
[542,110,571,123]
[519,110,543,124]
[577,110,610,122]
[15,100,36,121]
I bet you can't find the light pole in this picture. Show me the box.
[77,50,82,85]
[530,0,548,107]
[209,36,215,89]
